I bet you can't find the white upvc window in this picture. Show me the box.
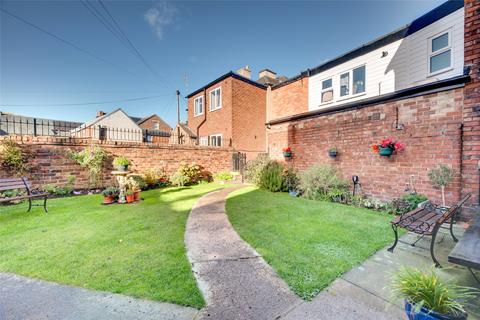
[194,96,204,116]
[199,136,208,146]
[428,30,452,76]
[321,78,333,103]
[339,65,366,98]
[209,87,222,111]
[209,134,222,147]
[153,122,160,130]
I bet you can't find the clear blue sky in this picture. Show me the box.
[0,0,444,126]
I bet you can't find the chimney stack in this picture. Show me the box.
[96,111,106,118]
[237,65,251,79]
[258,69,278,85]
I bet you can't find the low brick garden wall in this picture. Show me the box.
[0,135,233,189]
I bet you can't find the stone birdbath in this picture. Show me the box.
[111,170,131,204]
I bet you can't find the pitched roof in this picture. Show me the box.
[80,108,141,130]
[186,72,267,98]
[178,122,197,138]
[135,114,172,130]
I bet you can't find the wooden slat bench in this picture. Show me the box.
[448,215,480,283]
[388,194,471,267]
[0,177,48,213]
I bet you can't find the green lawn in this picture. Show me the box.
[0,183,226,308]
[226,187,395,300]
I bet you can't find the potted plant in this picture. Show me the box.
[328,147,338,158]
[102,186,119,204]
[428,165,456,207]
[127,177,141,201]
[392,266,477,320]
[372,138,404,157]
[283,146,292,158]
[125,189,135,203]
[113,156,131,172]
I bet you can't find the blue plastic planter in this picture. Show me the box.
[405,301,467,320]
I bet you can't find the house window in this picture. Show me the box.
[321,78,333,103]
[153,122,160,130]
[339,65,366,98]
[210,134,222,147]
[429,31,451,75]
[352,66,366,95]
[340,72,349,97]
[199,136,208,146]
[209,87,222,111]
[194,96,204,116]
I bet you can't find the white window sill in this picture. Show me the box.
[427,66,453,78]
[193,113,204,117]
[209,107,222,112]
[337,92,367,102]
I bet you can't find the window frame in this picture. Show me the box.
[199,136,208,146]
[338,64,366,101]
[320,77,334,104]
[209,87,222,111]
[153,121,160,130]
[193,96,204,117]
[209,134,222,147]
[428,30,452,77]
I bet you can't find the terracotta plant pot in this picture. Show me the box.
[126,194,135,203]
[103,195,115,204]
[134,191,140,201]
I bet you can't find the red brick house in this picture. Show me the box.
[186,66,268,159]
[266,0,479,212]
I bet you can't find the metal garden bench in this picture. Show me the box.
[388,193,471,267]
[0,177,48,212]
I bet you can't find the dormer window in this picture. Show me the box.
[194,96,203,116]
[428,31,452,75]
[209,87,222,111]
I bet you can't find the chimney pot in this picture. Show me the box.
[96,111,106,118]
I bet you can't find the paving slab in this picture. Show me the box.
[0,273,198,320]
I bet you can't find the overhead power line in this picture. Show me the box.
[81,0,174,91]
[0,7,166,89]
[0,93,175,107]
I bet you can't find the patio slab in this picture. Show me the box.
[0,273,198,320]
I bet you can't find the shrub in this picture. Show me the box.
[214,171,234,181]
[428,165,456,206]
[113,156,131,167]
[283,166,299,191]
[0,140,29,175]
[244,154,270,185]
[42,184,73,197]
[402,193,428,211]
[67,146,108,189]
[170,172,189,187]
[102,186,119,197]
[386,198,411,215]
[143,168,168,188]
[258,161,286,192]
[297,165,349,201]
[128,174,147,190]
[0,189,26,204]
[177,162,211,185]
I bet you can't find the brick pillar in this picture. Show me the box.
[462,0,480,211]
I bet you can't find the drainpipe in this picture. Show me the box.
[196,88,207,145]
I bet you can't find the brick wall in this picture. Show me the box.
[232,78,267,160]
[462,0,480,208]
[0,135,233,189]
[267,88,464,206]
[187,77,234,147]
[268,77,308,121]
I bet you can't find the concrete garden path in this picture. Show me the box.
[185,187,406,320]
[0,273,199,320]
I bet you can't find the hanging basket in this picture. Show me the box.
[283,151,292,158]
[379,147,393,157]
